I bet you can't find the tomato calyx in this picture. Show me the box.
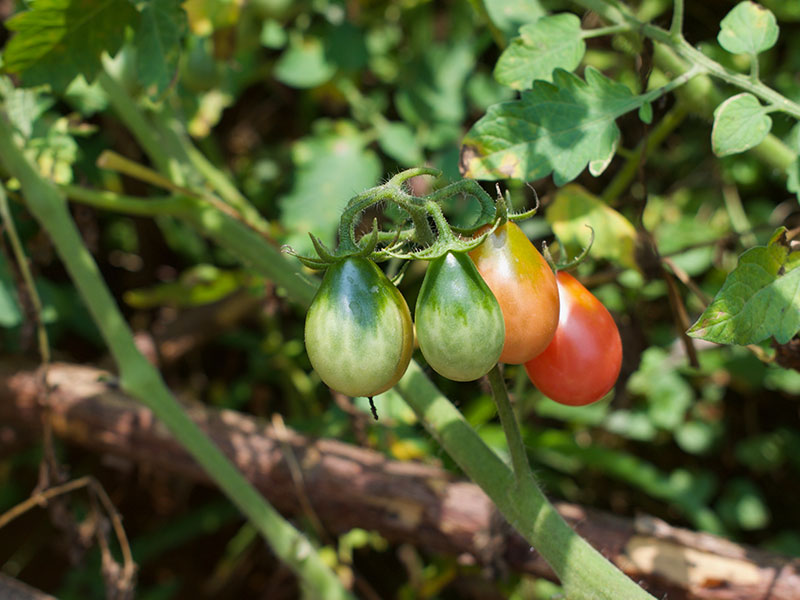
[282,168,543,269]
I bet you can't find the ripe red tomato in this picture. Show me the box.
[524,271,622,406]
[469,222,559,364]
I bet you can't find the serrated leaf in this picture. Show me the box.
[461,67,641,185]
[712,93,772,157]
[546,184,638,269]
[688,229,800,345]
[494,14,585,90]
[3,0,139,92]
[134,0,188,97]
[718,1,779,55]
[279,124,381,255]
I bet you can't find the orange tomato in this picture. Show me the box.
[469,222,559,364]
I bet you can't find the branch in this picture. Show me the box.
[3,361,799,599]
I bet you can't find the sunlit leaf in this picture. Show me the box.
[461,68,641,184]
[3,0,139,91]
[494,14,585,89]
[546,184,638,270]
[712,93,772,157]
[717,1,779,55]
[688,228,800,345]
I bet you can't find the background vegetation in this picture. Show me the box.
[1,0,800,598]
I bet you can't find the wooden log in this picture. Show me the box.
[0,574,57,600]
[2,361,799,599]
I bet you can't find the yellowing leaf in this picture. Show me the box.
[546,184,638,269]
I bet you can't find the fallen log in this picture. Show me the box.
[1,361,799,599]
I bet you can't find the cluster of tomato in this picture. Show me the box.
[304,221,622,406]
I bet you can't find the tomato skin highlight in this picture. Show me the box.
[469,221,560,364]
[415,252,505,381]
[524,271,622,406]
[304,257,414,397]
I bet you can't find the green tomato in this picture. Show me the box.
[415,252,505,381]
[305,257,414,397]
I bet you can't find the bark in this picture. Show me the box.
[0,574,57,600]
[2,361,799,599]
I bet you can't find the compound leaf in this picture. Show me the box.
[494,13,585,90]
[3,0,139,91]
[718,1,779,55]
[134,0,188,97]
[712,93,772,157]
[461,67,641,185]
[688,228,800,345]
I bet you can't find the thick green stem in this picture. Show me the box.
[395,363,656,600]
[0,115,353,600]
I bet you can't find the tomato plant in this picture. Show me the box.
[469,221,559,364]
[304,257,414,398]
[415,251,504,381]
[524,271,622,406]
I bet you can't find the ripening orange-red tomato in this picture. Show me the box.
[524,271,622,406]
[469,222,559,364]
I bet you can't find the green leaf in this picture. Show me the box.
[546,184,638,270]
[3,0,139,91]
[274,35,335,89]
[376,122,423,166]
[0,78,54,138]
[279,122,381,255]
[712,93,772,157]
[718,1,779,55]
[460,68,641,185]
[134,0,188,97]
[627,348,694,431]
[716,478,771,531]
[484,0,546,38]
[395,42,473,128]
[688,228,800,345]
[494,14,585,90]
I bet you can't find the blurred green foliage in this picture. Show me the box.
[1,0,800,598]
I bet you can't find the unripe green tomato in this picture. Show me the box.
[415,252,505,381]
[305,257,414,397]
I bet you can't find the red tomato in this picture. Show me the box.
[469,222,559,364]
[524,271,622,406]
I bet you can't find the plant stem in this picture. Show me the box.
[602,102,689,204]
[0,115,353,600]
[486,365,531,483]
[0,187,49,364]
[97,71,184,184]
[61,185,319,307]
[395,363,656,599]
[581,23,631,39]
[670,0,684,38]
